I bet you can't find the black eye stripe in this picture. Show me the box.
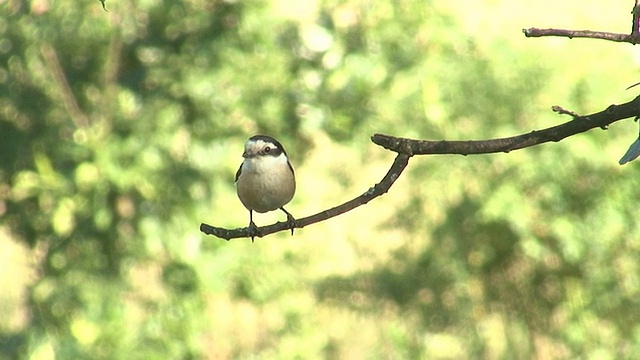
[261,145,282,156]
[249,135,288,156]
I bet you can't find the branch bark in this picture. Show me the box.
[524,1,640,44]
[372,96,640,156]
[522,28,640,44]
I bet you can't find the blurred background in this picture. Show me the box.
[1,0,640,358]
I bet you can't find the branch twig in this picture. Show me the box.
[523,28,640,44]
[524,1,640,44]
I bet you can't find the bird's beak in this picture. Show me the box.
[242,150,256,158]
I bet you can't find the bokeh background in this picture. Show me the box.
[2,0,640,358]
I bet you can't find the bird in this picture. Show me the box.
[235,135,296,241]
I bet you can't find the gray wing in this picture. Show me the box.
[235,163,242,182]
[287,160,294,175]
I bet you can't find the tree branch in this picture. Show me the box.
[372,96,640,155]
[524,1,640,44]
[522,28,640,44]
[200,153,411,241]
[201,95,640,241]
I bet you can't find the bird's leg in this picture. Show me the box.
[248,210,260,242]
[279,207,296,236]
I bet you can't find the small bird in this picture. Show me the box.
[235,135,296,241]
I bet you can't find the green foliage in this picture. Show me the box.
[0,0,639,359]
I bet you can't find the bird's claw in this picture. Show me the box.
[278,207,297,236]
[285,213,296,236]
[248,221,261,242]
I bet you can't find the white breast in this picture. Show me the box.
[236,153,296,213]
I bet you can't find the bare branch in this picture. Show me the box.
[522,28,640,44]
[372,96,640,155]
[200,153,411,241]
[524,2,640,44]
[551,105,580,118]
